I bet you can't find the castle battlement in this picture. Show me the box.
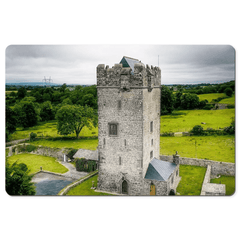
[97,62,161,89]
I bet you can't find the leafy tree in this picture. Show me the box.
[174,91,183,109]
[40,101,55,121]
[14,101,39,128]
[52,91,62,104]
[17,87,27,99]
[6,160,36,195]
[6,105,17,135]
[56,105,97,138]
[161,85,174,115]
[180,93,200,110]
[42,93,51,102]
[224,87,233,97]
[59,83,67,93]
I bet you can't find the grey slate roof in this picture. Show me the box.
[120,56,141,74]
[145,158,177,181]
[73,149,98,161]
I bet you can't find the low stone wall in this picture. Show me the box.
[160,155,235,176]
[32,146,67,161]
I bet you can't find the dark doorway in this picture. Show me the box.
[122,180,128,194]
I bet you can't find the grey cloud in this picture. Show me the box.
[5,45,235,85]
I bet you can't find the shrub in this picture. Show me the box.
[227,104,235,109]
[75,158,97,172]
[191,125,204,136]
[66,148,78,159]
[224,87,233,97]
[203,104,213,110]
[30,132,37,141]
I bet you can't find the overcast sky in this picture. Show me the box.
[5,45,235,85]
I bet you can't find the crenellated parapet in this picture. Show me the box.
[97,62,161,90]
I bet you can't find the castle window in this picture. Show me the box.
[124,139,126,146]
[108,123,118,136]
[119,157,121,165]
[118,100,121,110]
[150,121,153,132]
[150,151,153,159]
[103,138,106,145]
[171,176,174,184]
[151,139,153,146]
[176,169,178,176]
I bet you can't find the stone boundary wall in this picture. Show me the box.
[31,146,67,161]
[58,170,98,195]
[160,155,235,176]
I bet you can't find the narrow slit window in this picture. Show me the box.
[151,139,153,146]
[118,100,121,110]
[124,139,126,146]
[150,151,153,159]
[119,156,121,165]
[103,138,105,145]
[150,121,153,132]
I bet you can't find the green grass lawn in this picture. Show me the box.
[160,135,235,163]
[197,93,227,102]
[161,109,235,133]
[7,153,68,175]
[30,137,98,150]
[9,120,98,141]
[176,165,207,195]
[66,174,114,196]
[210,176,235,196]
[219,95,235,104]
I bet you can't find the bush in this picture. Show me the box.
[203,104,214,110]
[66,148,78,159]
[30,132,37,141]
[224,87,233,97]
[191,125,204,136]
[75,158,97,172]
[227,104,235,109]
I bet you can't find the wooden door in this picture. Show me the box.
[150,184,156,195]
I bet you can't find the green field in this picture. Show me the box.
[176,165,206,195]
[160,135,235,163]
[7,153,68,175]
[210,176,235,196]
[66,174,114,196]
[197,93,226,102]
[9,120,98,141]
[30,137,98,150]
[219,95,235,104]
[161,109,235,133]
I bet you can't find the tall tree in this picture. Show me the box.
[161,85,174,115]
[56,105,97,138]
[17,87,27,99]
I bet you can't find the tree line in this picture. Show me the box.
[161,81,235,115]
[6,84,98,141]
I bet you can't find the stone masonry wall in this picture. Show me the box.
[160,155,235,176]
[97,61,161,195]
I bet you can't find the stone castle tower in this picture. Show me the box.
[97,56,179,195]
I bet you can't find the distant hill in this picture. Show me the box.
[5,82,59,86]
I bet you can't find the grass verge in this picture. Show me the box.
[7,153,68,175]
[176,165,207,195]
[66,174,114,196]
[210,176,235,196]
